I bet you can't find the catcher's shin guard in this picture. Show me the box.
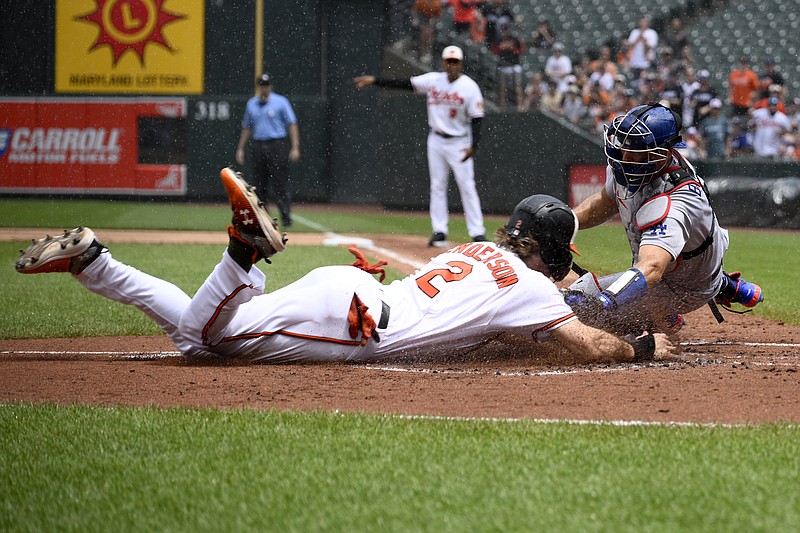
[715,271,763,309]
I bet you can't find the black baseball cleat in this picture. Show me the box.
[220,167,287,265]
[16,226,106,275]
[472,234,486,242]
[428,232,450,249]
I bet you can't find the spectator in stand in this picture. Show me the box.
[530,18,557,52]
[681,67,701,127]
[727,55,760,117]
[544,42,573,94]
[491,23,525,110]
[758,57,785,100]
[787,97,800,131]
[450,0,480,35]
[689,69,718,126]
[754,84,786,113]
[626,17,659,82]
[729,117,753,157]
[656,48,681,81]
[613,87,638,116]
[411,0,443,65]
[677,43,695,72]
[663,17,688,57]
[586,58,615,106]
[751,97,792,158]
[561,85,587,124]
[540,80,563,113]
[677,126,706,161]
[590,46,616,75]
[637,71,661,103]
[480,0,516,47]
[522,71,548,111]
[659,70,684,119]
[699,98,730,159]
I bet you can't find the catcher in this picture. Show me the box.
[562,102,763,336]
[16,168,672,364]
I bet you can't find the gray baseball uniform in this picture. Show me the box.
[572,152,727,321]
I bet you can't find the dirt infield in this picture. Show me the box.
[2,229,798,425]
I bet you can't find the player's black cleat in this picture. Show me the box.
[428,232,450,249]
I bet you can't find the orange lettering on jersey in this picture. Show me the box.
[486,258,508,270]
[473,245,496,261]
[461,243,484,258]
[428,87,465,106]
[450,243,471,254]
[495,274,518,289]
[451,244,520,290]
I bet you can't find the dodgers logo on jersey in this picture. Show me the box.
[0,129,11,158]
[646,223,668,236]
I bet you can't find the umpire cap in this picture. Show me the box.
[507,194,579,281]
[257,73,271,85]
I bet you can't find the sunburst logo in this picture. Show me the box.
[78,0,185,66]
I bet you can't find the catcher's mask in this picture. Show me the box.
[604,102,685,196]
[506,194,579,281]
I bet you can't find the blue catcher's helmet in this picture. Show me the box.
[604,103,685,195]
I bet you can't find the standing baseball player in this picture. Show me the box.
[562,102,763,336]
[16,169,671,364]
[354,45,486,248]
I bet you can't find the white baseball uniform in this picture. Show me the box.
[751,107,791,157]
[571,151,728,325]
[75,243,575,363]
[411,71,486,238]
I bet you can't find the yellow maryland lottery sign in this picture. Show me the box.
[55,0,204,94]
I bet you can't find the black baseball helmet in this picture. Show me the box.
[506,194,579,281]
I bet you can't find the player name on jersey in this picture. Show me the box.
[449,242,519,288]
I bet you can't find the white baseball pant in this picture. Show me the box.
[76,251,385,362]
[427,132,485,238]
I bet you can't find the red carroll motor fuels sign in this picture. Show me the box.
[0,97,186,194]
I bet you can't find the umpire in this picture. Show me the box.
[235,73,300,228]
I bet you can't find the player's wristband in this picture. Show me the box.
[623,332,656,362]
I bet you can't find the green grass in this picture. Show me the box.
[2,404,798,533]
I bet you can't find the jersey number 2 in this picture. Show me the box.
[415,261,473,298]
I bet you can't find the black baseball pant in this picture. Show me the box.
[251,138,291,226]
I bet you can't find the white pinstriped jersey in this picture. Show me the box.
[411,72,484,137]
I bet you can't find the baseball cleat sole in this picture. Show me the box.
[16,227,97,274]
[220,167,287,254]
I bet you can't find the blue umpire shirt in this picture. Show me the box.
[242,93,297,141]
